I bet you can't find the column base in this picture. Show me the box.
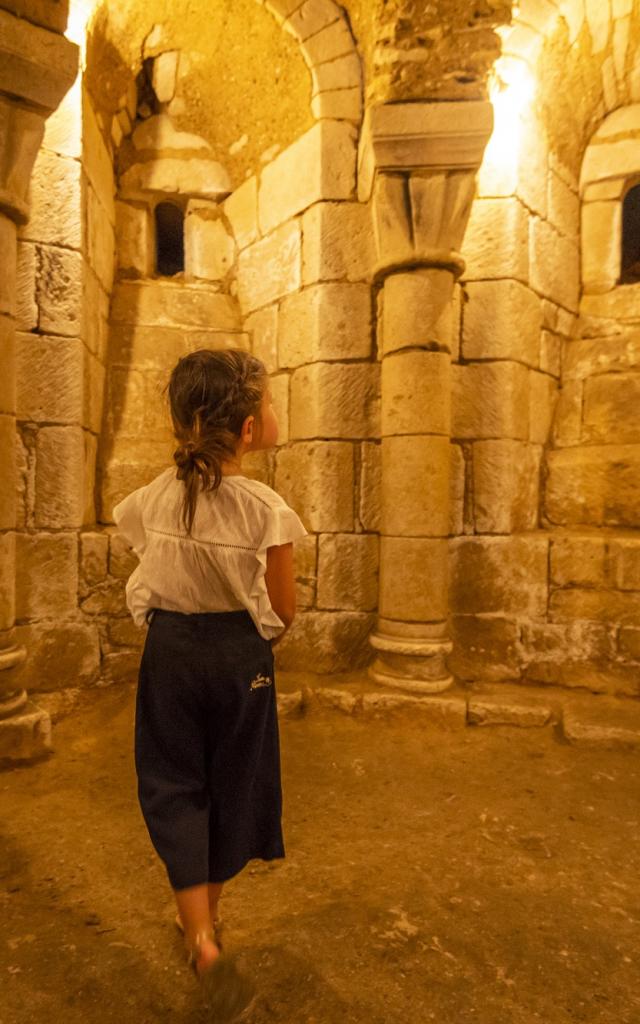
[368,623,454,694]
[0,701,52,767]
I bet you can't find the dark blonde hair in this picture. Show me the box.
[166,348,268,535]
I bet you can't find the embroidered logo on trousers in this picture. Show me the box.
[250,673,272,690]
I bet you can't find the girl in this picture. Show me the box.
[112,348,308,1011]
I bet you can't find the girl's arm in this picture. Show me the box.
[264,542,296,648]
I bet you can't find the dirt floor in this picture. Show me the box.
[1,681,639,1024]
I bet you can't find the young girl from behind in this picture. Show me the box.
[112,348,307,1013]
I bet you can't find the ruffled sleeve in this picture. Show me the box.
[112,486,148,557]
[250,502,308,639]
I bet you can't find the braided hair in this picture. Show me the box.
[165,348,268,535]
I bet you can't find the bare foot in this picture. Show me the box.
[187,934,221,977]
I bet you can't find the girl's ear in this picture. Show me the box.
[241,414,254,443]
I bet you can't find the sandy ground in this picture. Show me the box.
[1,681,639,1024]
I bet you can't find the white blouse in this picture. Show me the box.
[112,467,308,640]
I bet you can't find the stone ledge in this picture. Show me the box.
[0,701,52,766]
[562,696,640,749]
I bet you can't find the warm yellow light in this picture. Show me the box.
[479,57,535,195]
[66,0,100,54]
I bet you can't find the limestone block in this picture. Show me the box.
[83,430,97,526]
[80,531,109,586]
[449,443,465,536]
[83,350,105,435]
[278,282,371,366]
[381,436,450,538]
[0,705,52,763]
[449,615,521,682]
[11,421,27,530]
[539,330,561,377]
[0,217,16,317]
[109,324,244,371]
[449,534,549,618]
[379,537,448,622]
[300,17,353,64]
[549,589,640,626]
[551,381,582,447]
[120,158,231,202]
[521,620,611,685]
[360,693,466,727]
[550,534,607,587]
[583,374,640,443]
[450,285,462,363]
[82,267,109,361]
[468,690,553,726]
[462,198,529,282]
[581,138,640,194]
[294,532,317,579]
[110,115,123,150]
[311,53,361,94]
[609,536,640,590]
[36,245,82,337]
[302,202,371,284]
[317,533,378,610]
[223,176,258,251]
[289,362,379,439]
[185,209,235,281]
[270,372,289,445]
[382,270,452,354]
[582,180,624,202]
[528,371,557,444]
[530,217,579,310]
[451,362,529,440]
[472,440,541,533]
[111,280,240,331]
[273,611,375,673]
[35,425,85,528]
[547,170,579,239]
[462,280,541,366]
[0,317,15,418]
[85,184,115,293]
[515,113,548,218]
[563,335,640,380]
[16,334,82,424]
[25,150,81,249]
[16,240,36,330]
[563,697,640,747]
[100,650,140,685]
[545,446,640,527]
[581,288,640,323]
[581,202,621,294]
[108,617,144,647]
[585,0,610,54]
[0,531,15,629]
[310,89,362,122]
[359,441,381,533]
[81,93,115,219]
[80,580,127,615]
[264,0,303,24]
[43,76,81,158]
[12,620,100,692]
[15,532,78,619]
[258,121,357,235]
[618,626,640,659]
[247,306,278,373]
[381,350,450,436]
[285,1,341,41]
[236,220,301,313]
[109,531,140,579]
[152,51,178,103]
[275,441,353,531]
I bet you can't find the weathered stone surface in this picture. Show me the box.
[609,536,640,590]
[223,176,258,250]
[270,372,289,446]
[450,535,549,618]
[273,610,375,672]
[285,0,342,40]
[152,50,178,103]
[311,687,359,714]
[381,435,450,537]
[551,381,582,447]
[311,53,361,94]
[547,170,579,239]
[236,220,301,313]
[0,704,52,764]
[530,216,579,311]
[0,317,15,421]
[120,157,231,201]
[289,362,379,439]
[581,288,640,323]
[381,350,450,436]
[449,616,521,682]
[452,362,529,440]
[618,626,640,659]
[16,334,82,423]
[379,537,448,622]
[563,697,640,748]
[302,202,371,284]
[468,684,553,726]
[83,430,97,527]
[185,207,235,281]
[449,442,465,536]
[583,374,640,444]
[581,201,621,294]
[462,280,541,366]
[99,441,175,521]
[26,150,81,249]
[80,580,127,616]
[82,267,109,361]
[550,534,606,587]
[80,532,109,586]
[15,532,78,619]
[382,269,452,354]
[81,92,115,219]
[100,650,140,685]
[300,18,355,64]
[521,619,612,688]
[275,442,353,531]
[35,425,84,528]
[108,324,242,371]
[16,240,36,330]
[359,441,381,533]
[462,198,529,282]
[550,589,640,626]
[0,218,16,317]
[108,617,144,647]
[86,182,115,294]
[539,330,562,377]
[36,245,82,337]
[563,335,640,381]
[317,533,378,611]
[545,446,640,527]
[0,531,15,629]
[360,692,466,728]
[115,201,149,276]
[12,620,100,691]
[310,88,362,121]
[528,370,557,444]
[278,283,372,366]
[111,280,239,330]
[246,305,278,373]
[473,440,540,533]
[83,350,105,435]
[258,121,357,234]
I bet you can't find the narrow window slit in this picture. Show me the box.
[155,201,184,276]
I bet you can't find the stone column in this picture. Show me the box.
[0,8,77,762]
[358,102,494,694]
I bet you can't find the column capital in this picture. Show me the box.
[357,100,494,202]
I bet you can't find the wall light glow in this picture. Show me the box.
[478,56,536,196]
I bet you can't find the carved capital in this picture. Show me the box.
[0,7,78,114]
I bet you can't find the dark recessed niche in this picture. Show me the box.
[155,201,184,276]
[621,183,640,285]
